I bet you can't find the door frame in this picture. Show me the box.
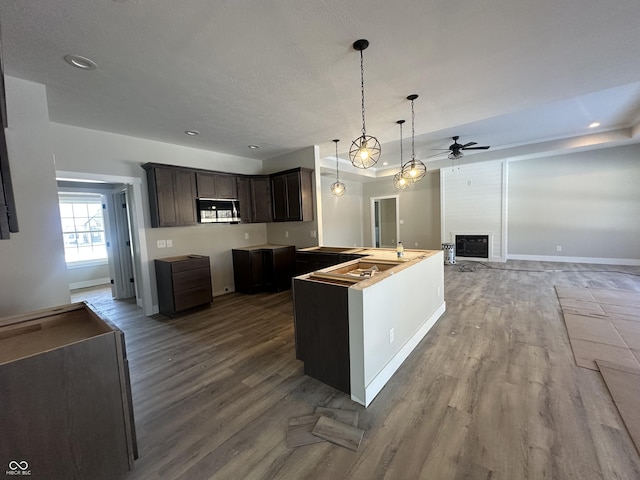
[57,170,153,315]
[370,195,400,248]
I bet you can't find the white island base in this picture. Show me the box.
[293,248,446,407]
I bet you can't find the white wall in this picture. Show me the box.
[441,161,506,261]
[508,145,640,264]
[67,263,110,290]
[0,77,70,316]
[320,176,364,247]
[362,172,441,250]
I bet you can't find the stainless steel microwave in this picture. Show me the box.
[197,198,241,224]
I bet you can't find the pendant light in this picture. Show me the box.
[330,139,346,197]
[401,94,426,183]
[349,39,381,169]
[393,120,409,190]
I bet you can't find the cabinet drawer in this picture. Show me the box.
[172,267,211,291]
[171,256,210,273]
[174,285,213,311]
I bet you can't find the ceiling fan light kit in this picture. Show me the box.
[349,39,381,169]
[444,135,491,165]
[401,94,426,183]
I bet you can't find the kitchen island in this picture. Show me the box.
[293,247,445,407]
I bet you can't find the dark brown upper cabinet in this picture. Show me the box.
[195,172,238,199]
[143,164,198,227]
[237,175,273,224]
[270,167,313,222]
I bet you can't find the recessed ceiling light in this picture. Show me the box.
[248,145,260,149]
[382,162,389,166]
[588,122,601,128]
[185,130,199,136]
[63,54,97,70]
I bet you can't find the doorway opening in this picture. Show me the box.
[371,195,400,248]
[57,181,136,303]
[56,170,154,316]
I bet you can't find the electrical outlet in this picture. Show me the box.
[389,328,395,344]
[437,286,441,297]
[244,232,249,240]
[166,239,173,248]
[414,242,419,247]
[285,231,289,238]
[310,230,317,238]
[556,245,562,252]
[157,239,166,248]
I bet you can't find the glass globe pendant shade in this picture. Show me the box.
[331,180,347,196]
[349,134,381,169]
[448,150,463,160]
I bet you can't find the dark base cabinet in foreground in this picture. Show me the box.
[232,245,296,294]
[293,278,351,394]
[155,254,212,316]
[0,302,137,480]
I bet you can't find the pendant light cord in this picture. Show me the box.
[335,141,340,180]
[411,98,416,162]
[399,122,404,168]
[360,49,366,136]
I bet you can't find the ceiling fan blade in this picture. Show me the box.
[461,146,490,150]
[462,142,477,148]
[425,151,448,159]
[430,148,451,151]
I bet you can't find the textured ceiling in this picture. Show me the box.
[1,0,640,176]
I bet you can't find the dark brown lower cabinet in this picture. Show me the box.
[155,255,212,316]
[0,302,137,480]
[232,245,295,294]
[292,278,350,394]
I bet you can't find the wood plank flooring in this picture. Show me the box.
[71,260,640,480]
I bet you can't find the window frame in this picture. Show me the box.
[58,192,108,266]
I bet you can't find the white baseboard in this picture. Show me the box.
[69,277,111,290]
[507,254,640,266]
[357,301,447,407]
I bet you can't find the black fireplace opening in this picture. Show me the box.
[455,235,489,258]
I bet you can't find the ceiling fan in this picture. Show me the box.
[441,136,490,159]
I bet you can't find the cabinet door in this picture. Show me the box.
[271,174,289,221]
[215,174,238,199]
[270,168,313,222]
[237,177,253,223]
[173,170,198,226]
[251,177,273,223]
[196,172,216,198]
[154,168,179,227]
[145,166,197,227]
[285,172,302,221]
[196,173,238,199]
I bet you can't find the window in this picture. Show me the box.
[58,193,107,264]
